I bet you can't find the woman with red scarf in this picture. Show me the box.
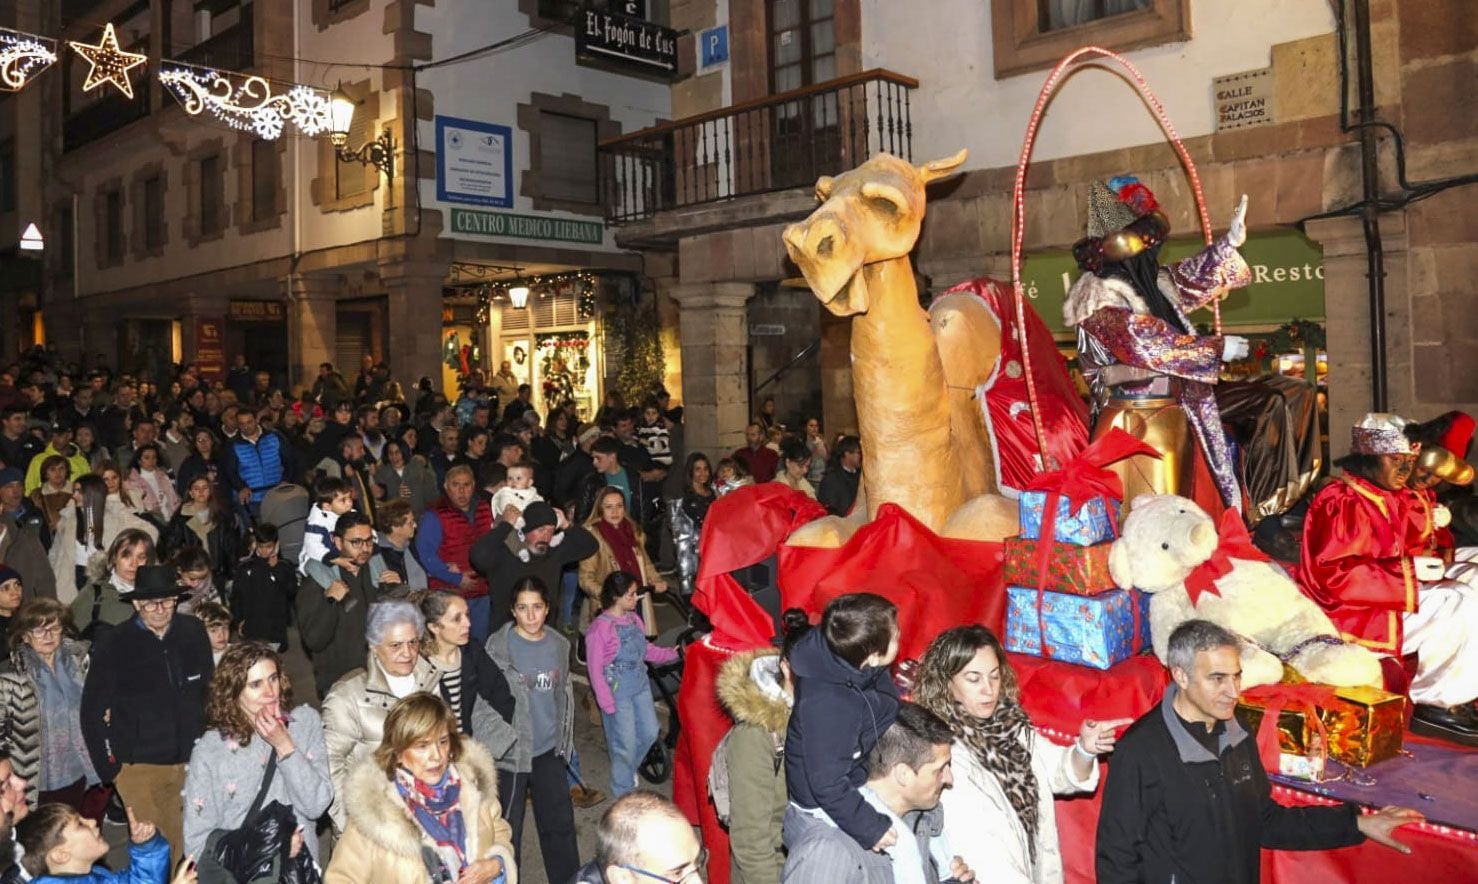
[578,486,667,637]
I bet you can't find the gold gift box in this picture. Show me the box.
[1236,683,1405,768]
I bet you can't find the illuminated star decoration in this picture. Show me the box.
[0,27,58,92]
[69,23,147,99]
[159,61,332,140]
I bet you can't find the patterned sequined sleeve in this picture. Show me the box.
[1079,307,1223,384]
[1168,235,1253,312]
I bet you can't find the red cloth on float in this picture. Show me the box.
[1296,476,1416,655]
[777,503,1009,659]
[674,484,827,884]
[943,277,1090,493]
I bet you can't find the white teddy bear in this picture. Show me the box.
[1109,493,1383,689]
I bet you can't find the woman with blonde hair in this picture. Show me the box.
[913,625,1127,884]
[182,641,331,868]
[577,486,666,634]
[327,692,516,884]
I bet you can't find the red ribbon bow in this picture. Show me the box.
[1242,683,1338,773]
[1023,428,1162,511]
[1183,508,1270,605]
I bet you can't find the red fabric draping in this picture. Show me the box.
[944,277,1090,493]
[675,484,828,884]
[1011,652,1170,736]
[777,503,1009,660]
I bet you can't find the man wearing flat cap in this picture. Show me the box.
[81,563,212,862]
[1297,413,1478,746]
[470,499,597,634]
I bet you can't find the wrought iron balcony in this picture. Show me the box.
[600,69,918,223]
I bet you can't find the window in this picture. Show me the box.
[104,190,124,264]
[251,138,278,221]
[991,0,1190,79]
[200,154,224,236]
[768,0,836,93]
[538,112,598,204]
[143,175,164,249]
[0,139,14,213]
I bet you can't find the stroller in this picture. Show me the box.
[638,586,704,784]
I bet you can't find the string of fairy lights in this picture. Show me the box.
[459,268,600,325]
[0,22,334,142]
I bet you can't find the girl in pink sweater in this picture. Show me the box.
[585,571,680,796]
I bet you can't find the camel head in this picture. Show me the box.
[782,150,968,316]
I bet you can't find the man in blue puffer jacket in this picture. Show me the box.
[223,409,294,516]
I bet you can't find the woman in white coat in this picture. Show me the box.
[914,626,1130,884]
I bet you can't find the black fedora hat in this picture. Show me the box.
[129,565,187,602]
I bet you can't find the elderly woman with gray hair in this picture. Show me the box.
[321,598,440,832]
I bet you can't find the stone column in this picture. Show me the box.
[380,260,450,391]
[285,274,342,392]
[669,282,756,459]
[1305,213,1410,459]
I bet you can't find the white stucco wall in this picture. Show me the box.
[860,0,1335,170]
[415,2,672,253]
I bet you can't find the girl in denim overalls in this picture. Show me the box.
[585,571,679,796]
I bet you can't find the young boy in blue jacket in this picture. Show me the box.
[18,804,193,884]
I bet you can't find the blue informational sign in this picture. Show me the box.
[699,24,729,69]
[435,116,513,208]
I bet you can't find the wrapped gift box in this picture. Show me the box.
[1002,536,1116,595]
[1236,684,1405,768]
[1018,491,1117,546]
[1004,586,1149,670]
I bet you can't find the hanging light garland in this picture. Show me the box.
[0,27,57,93]
[158,60,332,140]
[462,269,600,324]
[69,23,147,99]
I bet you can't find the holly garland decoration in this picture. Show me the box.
[1266,318,1326,354]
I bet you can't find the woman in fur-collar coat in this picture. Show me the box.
[715,645,794,884]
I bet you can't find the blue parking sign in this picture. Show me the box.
[699,25,729,68]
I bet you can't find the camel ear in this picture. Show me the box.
[814,175,835,202]
[918,149,968,183]
[1109,538,1135,589]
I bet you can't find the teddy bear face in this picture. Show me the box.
[1109,494,1219,592]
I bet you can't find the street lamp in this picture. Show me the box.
[507,285,530,309]
[328,89,396,180]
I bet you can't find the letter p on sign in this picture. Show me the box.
[699,25,729,69]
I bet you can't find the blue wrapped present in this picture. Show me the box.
[1004,586,1150,670]
[1018,490,1117,546]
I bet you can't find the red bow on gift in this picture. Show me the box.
[1184,508,1270,605]
[1242,682,1337,773]
[1023,428,1162,511]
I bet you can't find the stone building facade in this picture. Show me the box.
[14,0,670,399]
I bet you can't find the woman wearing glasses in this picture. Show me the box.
[321,599,439,833]
[0,599,101,815]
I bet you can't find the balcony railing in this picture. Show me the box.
[599,69,918,223]
[180,19,256,70]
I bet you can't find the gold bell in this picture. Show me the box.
[1417,447,1476,486]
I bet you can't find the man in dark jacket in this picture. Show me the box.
[296,513,401,696]
[1096,619,1421,884]
[575,437,645,525]
[817,436,862,517]
[81,564,213,863]
[570,792,704,884]
[469,501,597,634]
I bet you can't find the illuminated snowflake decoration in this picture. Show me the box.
[158,61,333,140]
[0,27,58,93]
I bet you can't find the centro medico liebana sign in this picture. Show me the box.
[1018,229,1324,334]
[450,209,604,245]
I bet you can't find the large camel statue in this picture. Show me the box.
[782,150,1019,545]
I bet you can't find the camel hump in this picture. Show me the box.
[940,493,1020,543]
[929,291,1003,391]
